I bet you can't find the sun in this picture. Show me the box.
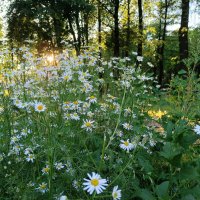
[46,54,54,63]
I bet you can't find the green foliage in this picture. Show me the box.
[0,49,200,199]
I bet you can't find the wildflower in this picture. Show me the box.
[137,56,143,62]
[194,125,200,135]
[122,123,133,130]
[132,51,138,55]
[72,180,80,190]
[24,147,33,155]
[148,109,166,120]
[26,154,35,163]
[4,89,9,96]
[55,162,65,170]
[70,113,80,120]
[147,62,154,68]
[10,135,20,144]
[58,196,67,200]
[120,140,135,152]
[112,186,122,200]
[34,102,46,112]
[81,119,95,132]
[42,165,50,175]
[124,108,132,116]
[62,72,72,82]
[37,182,48,193]
[13,99,23,108]
[87,95,97,104]
[83,172,108,195]
[87,111,94,118]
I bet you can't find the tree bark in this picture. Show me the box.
[137,0,143,57]
[158,0,168,86]
[126,0,130,57]
[113,0,120,79]
[114,0,120,58]
[178,0,189,71]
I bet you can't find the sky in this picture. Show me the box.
[167,1,200,31]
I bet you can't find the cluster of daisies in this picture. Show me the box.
[1,48,200,200]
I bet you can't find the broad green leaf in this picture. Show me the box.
[134,189,155,200]
[181,195,195,200]
[178,165,199,181]
[159,142,182,160]
[155,181,169,199]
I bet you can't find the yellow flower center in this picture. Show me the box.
[64,76,69,80]
[40,184,46,189]
[124,141,129,146]
[73,101,79,105]
[37,105,44,110]
[44,168,49,173]
[91,179,99,187]
[113,192,118,198]
[90,96,95,99]
[85,122,91,127]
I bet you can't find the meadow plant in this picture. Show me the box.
[0,47,200,199]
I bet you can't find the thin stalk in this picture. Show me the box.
[105,87,126,150]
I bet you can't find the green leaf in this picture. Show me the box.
[181,195,195,200]
[179,134,198,149]
[155,181,169,199]
[178,69,187,75]
[159,142,182,160]
[138,156,153,173]
[134,189,155,200]
[178,165,199,181]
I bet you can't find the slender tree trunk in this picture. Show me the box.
[113,0,120,79]
[158,0,168,86]
[178,0,189,71]
[75,11,81,54]
[67,16,79,55]
[137,0,143,57]
[114,0,120,58]
[98,0,104,96]
[126,0,131,57]
[98,0,102,58]
[84,13,89,46]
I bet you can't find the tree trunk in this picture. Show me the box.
[114,0,120,58]
[126,0,131,57]
[98,0,102,58]
[137,0,143,57]
[113,0,120,79]
[67,16,79,55]
[178,0,189,71]
[158,0,168,86]
[98,0,104,96]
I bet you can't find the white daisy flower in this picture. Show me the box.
[132,51,138,55]
[70,113,80,120]
[194,125,200,135]
[42,165,50,175]
[112,185,122,200]
[120,140,135,152]
[34,102,46,112]
[86,95,97,103]
[58,195,67,200]
[36,182,48,193]
[83,172,108,195]
[24,147,33,155]
[55,162,65,170]
[137,56,143,62]
[122,122,133,130]
[26,154,35,162]
[81,119,95,132]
